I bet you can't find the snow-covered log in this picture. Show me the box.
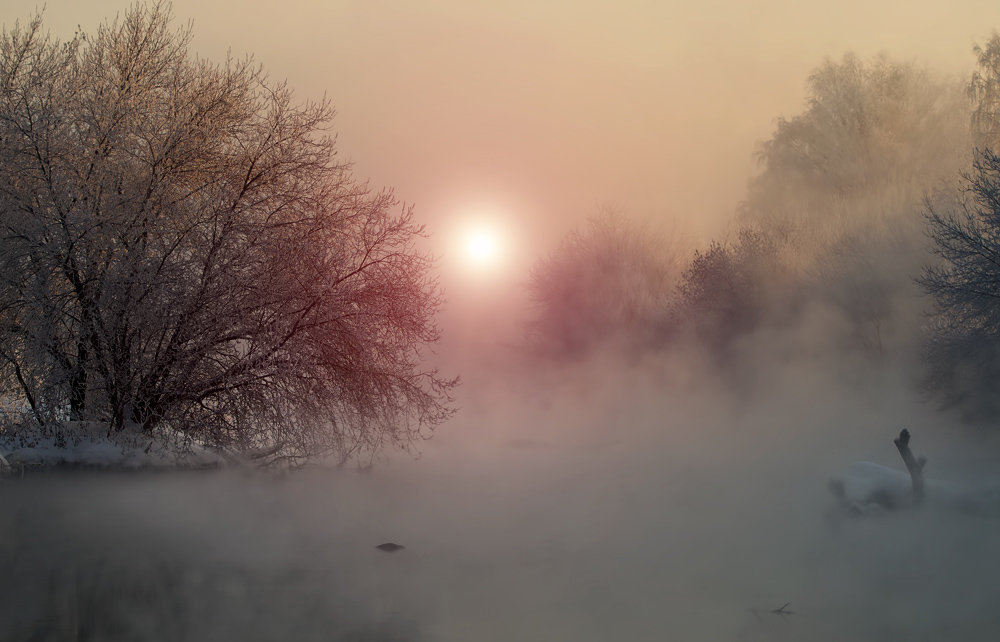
[829,430,1000,517]
[829,461,966,514]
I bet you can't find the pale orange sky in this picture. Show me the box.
[5,0,1000,305]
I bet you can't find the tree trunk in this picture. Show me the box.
[68,336,88,421]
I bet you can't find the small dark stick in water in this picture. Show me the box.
[376,542,405,552]
[749,602,794,621]
[770,602,793,616]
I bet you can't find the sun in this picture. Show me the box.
[462,225,500,266]
[458,221,506,271]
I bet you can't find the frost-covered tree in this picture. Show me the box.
[970,33,1000,153]
[738,53,970,360]
[524,213,677,358]
[745,53,969,241]
[0,3,455,464]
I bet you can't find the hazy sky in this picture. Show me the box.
[5,0,1000,296]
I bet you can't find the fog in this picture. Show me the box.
[5,352,1000,641]
[5,1,1000,640]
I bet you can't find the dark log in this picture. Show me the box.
[894,429,926,505]
[376,542,405,552]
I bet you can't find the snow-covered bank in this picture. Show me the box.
[0,437,224,472]
[0,422,225,474]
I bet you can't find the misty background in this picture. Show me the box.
[5,1,1000,641]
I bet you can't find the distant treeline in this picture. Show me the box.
[524,40,1000,422]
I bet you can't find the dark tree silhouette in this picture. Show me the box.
[674,227,791,358]
[921,150,1000,417]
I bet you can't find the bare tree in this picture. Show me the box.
[0,2,456,464]
[920,150,1000,418]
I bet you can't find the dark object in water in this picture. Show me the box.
[750,602,794,622]
[376,542,405,552]
[770,602,793,616]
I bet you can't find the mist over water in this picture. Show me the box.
[5,3,1000,641]
[5,352,1000,641]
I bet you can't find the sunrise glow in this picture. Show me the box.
[463,226,500,265]
[457,219,507,273]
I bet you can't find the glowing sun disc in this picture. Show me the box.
[460,224,504,269]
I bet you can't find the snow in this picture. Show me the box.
[836,461,912,502]
[0,423,225,472]
[832,460,1000,516]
